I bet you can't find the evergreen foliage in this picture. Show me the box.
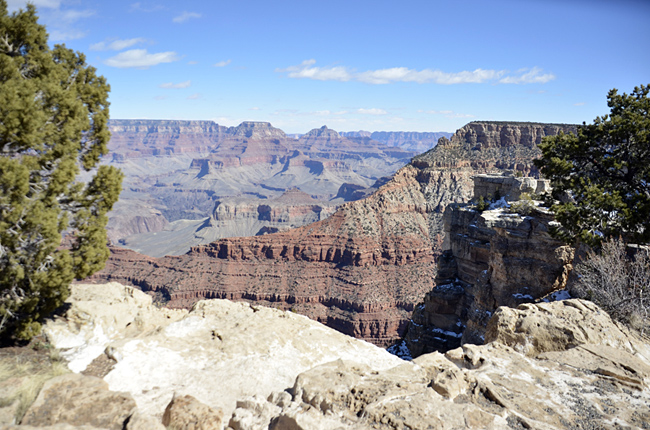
[534,85,650,246]
[0,1,122,342]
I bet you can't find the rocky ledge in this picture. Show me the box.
[1,282,648,429]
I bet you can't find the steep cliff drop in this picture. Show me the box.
[92,121,577,346]
[403,174,575,357]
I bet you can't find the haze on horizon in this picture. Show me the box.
[7,0,649,134]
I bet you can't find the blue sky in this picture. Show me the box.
[7,0,650,133]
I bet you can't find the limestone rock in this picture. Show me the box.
[43,282,186,373]
[20,374,136,430]
[44,283,404,421]
[123,410,165,430]
[485,299,640,357]
[162,394,223,430]
[404,174,575,356]
[2,425,107,429]
[233,300,650,429]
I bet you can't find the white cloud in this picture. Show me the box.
[574,102,586,106]
[278,60,555,85]
[187,93,201,100]
[249,107,261,111]
[49,29,87,41]
[154,95,167,100]
[173,11,201,23]
[90,38,147,51]
[188,61,198,65]
[420,109,474,119]
[357,68,504,84]
[499,67,555,84]
[277,59,352,82]
[62,9,95,22]
[130,2,165,12]
[104,49,180,69]
[159,80,191,89]
[214,59,231,67]
[6,0,60,10]
[357,108,388,115]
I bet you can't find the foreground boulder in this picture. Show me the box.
[4,283,648,429]
[41,282,403,421]
[232,299,650,430]
[20,374,135,430]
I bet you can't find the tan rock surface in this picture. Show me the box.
[162,395,223,430]
[485,299,640,356]
[232,299,650,430]
[20,374,135,430]
[43,283,404,422]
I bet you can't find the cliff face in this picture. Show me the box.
[93,121,578,346]
[404,174,575,357]
[107,119,228,159]
[94,166,437,346]
[341,130,453,152]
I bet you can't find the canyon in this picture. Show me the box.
[92,121,578,347]
[105,120,445,256]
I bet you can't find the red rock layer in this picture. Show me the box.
[92,166,438,346]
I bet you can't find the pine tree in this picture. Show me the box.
[534,85,650,246]
[0,1,122,342]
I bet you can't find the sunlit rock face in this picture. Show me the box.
[34,283,650,430]
[404,174,574,356]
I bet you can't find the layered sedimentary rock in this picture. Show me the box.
[107,119,228,159]
[7,282,648,429]
[106,121,416,247]
[93,166,437,346]
[119,189,340,257]
[341,130,453,152]
[93,121,578,346]
[404,174,574,356]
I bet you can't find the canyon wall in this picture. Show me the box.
[341,130,453,152]
[404,174,574,357]
[93,121,578,346]
[105,121,416,250]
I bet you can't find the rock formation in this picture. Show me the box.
[404,173,574,356]
[118,188,339,257]
[105,120,416,250]
[2,282,649,429]
[92,121,578,346]
[341,130,453,153]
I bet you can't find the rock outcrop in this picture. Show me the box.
[404,173,574,356]
[93,121,578,346]
[235,302,650,430]
[4,282,648,429]
[40,283,404,421]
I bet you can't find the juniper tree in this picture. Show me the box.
[0,1,122,342]
[535,85,650,246]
